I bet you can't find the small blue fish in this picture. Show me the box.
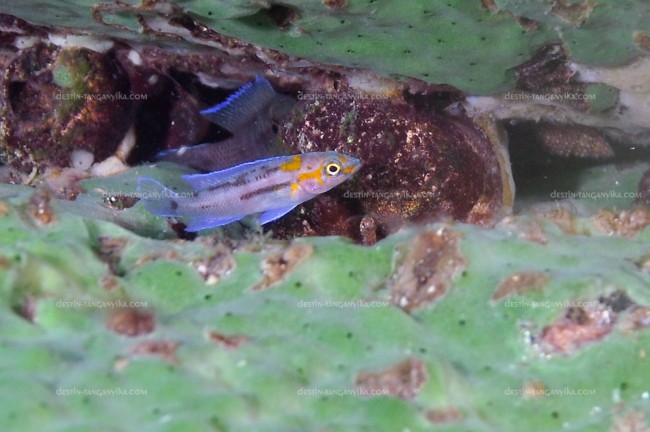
[137,151,361,232]
[156,76,295,172]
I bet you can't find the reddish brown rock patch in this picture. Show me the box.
[611,410,649,432]
[192,247,235,285]
[0,201,9,217]
[538,302,614,355]
[549,0,596,26]
[425,406,464,424]
[536,291,635,355]
[592,208,650,238]
[131,340,178,363]
[27,188,56,226]
[521,380,548,400]
[493,271,550,301]
[542,207,580,235]
[388,228,465,313]
[100,274,121,291]
[16,296,37,323]
[537,124,613,158]
[206,331,249,349]
[106,307,155,337]
[133,249,182,268]
[96,236,128,276]
[634,32,650,52]
[253,243,313,290]
[620,306,650,334]
[355,358,428,400]
[514,44,575,92]
[518,219,549,244]
[323,0,347,10]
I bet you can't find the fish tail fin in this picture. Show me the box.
[136,176,181,217]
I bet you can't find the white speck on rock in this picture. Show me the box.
[70,149,94,170]
[127,50,143,66]
[48,34,114,53]
[116,126,137,162]
[91,156,128,177]
[14,36,39,49]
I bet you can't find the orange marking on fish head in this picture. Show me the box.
[280,155,302,172]
[290,182,299,197]
[297,163,325,186]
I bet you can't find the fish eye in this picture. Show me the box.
[324,161,342,176]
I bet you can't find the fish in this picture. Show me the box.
[156,76,295,172]
[137,151,361,232]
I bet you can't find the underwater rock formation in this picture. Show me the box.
[0,43,131,172]
[277,86,512,238]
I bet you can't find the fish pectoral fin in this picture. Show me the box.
[257,205,298,225]
[184,215,243,232]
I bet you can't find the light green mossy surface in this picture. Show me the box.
[3,1,650,94]
[0,160,648,431]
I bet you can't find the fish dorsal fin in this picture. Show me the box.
[181,155,291,191]
[200,76,277,132]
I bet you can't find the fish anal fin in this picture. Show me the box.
[184,215,243,232]
[257,205,297,225]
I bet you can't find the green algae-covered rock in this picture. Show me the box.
[0,161,648,431]
[3,0,650,94]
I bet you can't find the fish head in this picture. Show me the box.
[293,151,362,196]
[268,94,296,122]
